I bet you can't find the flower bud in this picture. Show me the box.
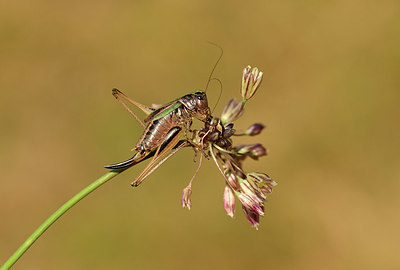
[242,206,260,229]
[236,144,267,159]
[238,193,264,216]
[221,98,244,124]
[226,172,240,190]
[245,123,265,136]
[241,66,263,101]
[239,180,263,204]
[249,144,267,158]
[181,186,192,210]
[223,185,235,218]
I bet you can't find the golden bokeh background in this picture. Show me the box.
[1,1,399,269]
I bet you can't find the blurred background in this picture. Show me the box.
[1,0,399,269]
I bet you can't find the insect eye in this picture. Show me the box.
[196,95,202,100]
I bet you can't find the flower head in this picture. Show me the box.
[186,65,276,228]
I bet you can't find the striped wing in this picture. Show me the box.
[144,101,182,123]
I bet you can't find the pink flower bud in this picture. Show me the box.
[249,144,267,158]
[221,98,244,124]
[226,172,240,190]
[181,186,192,210]
[242,206,260,229]
[239,180,263,204]
[238,193,264,216]
[223,185,235,218]
[245,123,265,136]
[241,66,263,101]
[236,144,267,159]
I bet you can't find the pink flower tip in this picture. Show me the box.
[241,66,263,101]
[245,123,265,136]
[181,186,192,210]
[223,185,235,218]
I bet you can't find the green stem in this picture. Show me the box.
[1,169,125,270]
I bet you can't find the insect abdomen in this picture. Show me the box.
[136,106,188,151]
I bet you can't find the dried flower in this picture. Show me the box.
[220,98,244,125]
[241,66,263,101]
[181,186,192,210]
[245,123,265,136]
[223,185,235,218]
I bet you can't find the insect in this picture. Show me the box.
[105,45,223,186]
[104,88,212,187]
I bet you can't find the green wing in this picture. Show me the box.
[143,90,203,123]
[144,102,182,123]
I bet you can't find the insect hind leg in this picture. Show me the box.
[131,126,183,187]
[112,88,155,128]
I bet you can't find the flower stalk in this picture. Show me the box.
[0,169,125,270]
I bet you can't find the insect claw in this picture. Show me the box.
[131,176,147,187]
[112,88,122,97]
[130,181,140,187]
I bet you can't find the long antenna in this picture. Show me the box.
[205,41,223,92]
[209,77,223,114]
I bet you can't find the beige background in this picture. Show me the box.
[1,1,399,269]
